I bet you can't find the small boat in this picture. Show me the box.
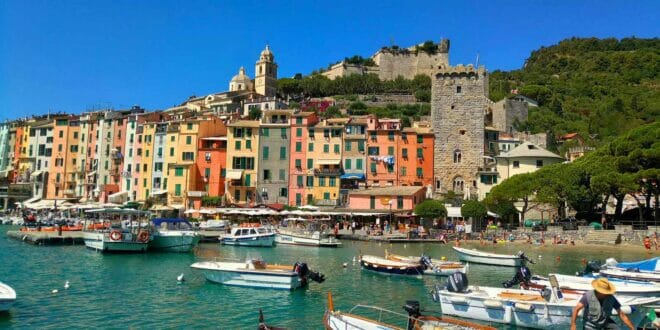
[434,273,660,329]
[149,218,201,253]
[191,258,325,290]
[360,255,425,276]
[452,246,528,267]
[199,219,229,231]
[275,217,341,247]
[386,251,468,276]
[220,224,276,247]
[598,257,660,282]
[530,273,660,298]
[83,208,151,253]
[0,281,16,312]
[324,292,495,330]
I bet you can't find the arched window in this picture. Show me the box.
[453,149,462,163]
[259,66,263,74]
[453,176,464,193]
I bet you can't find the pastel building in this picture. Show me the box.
[28,119,55,200]
[48,116,79,199]
[196,135,227,203]
[225,120,260,205]
[309,118,347,206]
[347,186,426,212]
[257,110,293,205]
[288,112,318,206]
[366,118,401,187]
[398,123,434,187]
[340,116,368,194]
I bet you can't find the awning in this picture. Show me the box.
[31,170,43,177]
[108,191,128,204]
[487,211,500,218]
[170,204,185,210]
[340,173,365,180]
[86,171,96,177]
[150,205,174,211]
[24,196,41,204]
[226,170,243,180]
[151,190,167,196]
[317,159,341,166]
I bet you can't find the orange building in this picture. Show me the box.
[48,116,81,199]
[366,118,401,187]
[195,136,228,202]
[398,123,434,187]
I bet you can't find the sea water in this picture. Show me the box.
[0,226,656,329]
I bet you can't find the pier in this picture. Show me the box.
[6,230,85,245]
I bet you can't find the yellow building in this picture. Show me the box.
[136,123,156,201]
[308,118,347,206]
[226,120,260,205]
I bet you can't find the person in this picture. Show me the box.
[644,236,652,251]
[653,232,658,250]
[570,278,634,330]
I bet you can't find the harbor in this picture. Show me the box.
[1,224,660,328]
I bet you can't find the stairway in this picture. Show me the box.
[583,230,621,245]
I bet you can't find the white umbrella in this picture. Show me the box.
[199,209,216,215]
[184,209,196,214]
[299,205,319,211]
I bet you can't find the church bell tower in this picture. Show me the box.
[255,45,278,97]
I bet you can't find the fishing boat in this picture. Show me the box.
[220,223,275,247]
[360,255,425,276]
[452,246,527,267]
[190,258,325,290]
[0,281,16,312]
[149,218,200,253]
[275,217,341,247]
[598,257,660,282]
[434,273,660,329]
[82,208,151,253]
[386,251,468,276]
[530,273,660,298]
[324,292,495,330]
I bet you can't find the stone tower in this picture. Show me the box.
[255,45,278,97]
[431,65,489,196]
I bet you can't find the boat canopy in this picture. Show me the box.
[152,218,193,227]
[615,257,660,272]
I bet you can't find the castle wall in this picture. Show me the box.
[491,98,528,134]
[321,63,365,80]
[373,51,449,80]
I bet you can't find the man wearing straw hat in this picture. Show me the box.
[570,278,634,330]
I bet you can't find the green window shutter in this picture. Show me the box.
[307,176,314,187]
[280,128,287,138]
[334,144,340,153]
[307,158,313,169]
[295,142,302,152]
[323,144,329,153]
[401,167,407,176]
[279,169,285,180]
[370,162,377,173]
[323,192,330,200]
[296,118,303,125]
[370,196,375,209]
[345,159,351,169]
[397,196,404,209]
[416,167,423,177]
[262,128,269,136]
[163,178,168,189]
[388,146,394,155]
[308,142,314,152]
[246,140,251,149]
[387,164,394,173]
[235,141,241,150]
[186,136,191,144]
[358,141,365,152]
[170,148,174,156]
[175,167,183,176]
[204,168,211,177]
[356,159,363,170]
[263,146,269,159]
[319,177,326,186]
[295,193,302,206]
[329,177,336,187]
[221,169,226,177]
[295,159,302,168]
[245,174,251,186]
[297,176,303,186]
[417,148,423,158]
[417,135,423,144]
[402,148,408,158]
[345,141,351,151]
[296,127,302,137]
[143,179,147,187]
[280,147,286,159]
[175,184,181,196]
[388,132,394,141]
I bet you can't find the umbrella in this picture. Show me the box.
[184,209,196,214]
[199,209,217,215]
[299,205,319,211]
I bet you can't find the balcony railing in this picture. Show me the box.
[313,168,342,176]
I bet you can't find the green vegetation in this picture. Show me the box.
[277,73,431,97]
[414,200,448,220]
[461,200,488,228]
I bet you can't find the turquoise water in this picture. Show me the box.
[0,225,657,329]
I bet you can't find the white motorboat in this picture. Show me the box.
[83,208,151,253]
[220,225,275,247]
[452,246,526,267]
[149,218,200,253]
[275,217,341,247]
[530,273,660,298]
[386,251,468,276]
[600,268,660,282]
[0,281,16,312]
[434,274,660,329]
[324,292,495,330]
[199,219,229,231]
[597,257,660,282]
[191,258,325,290]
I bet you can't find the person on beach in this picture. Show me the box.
[653,232,658,250]
[570,278,634,330]
[644,236,652,251]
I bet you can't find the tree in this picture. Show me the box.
[461,200,488,231]
[248,107,262,120]
[486,173,540,226]
[323,106,342,118]
[414,200,448,221]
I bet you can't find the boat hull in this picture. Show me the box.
[83,232,149,253]
[221,233,275,247]
[275,232,341,247]
[453,247,521,267]
[0,282,16,312]
[191,262,302,290]
[600,268,660,283]
[360,257,424,276]
[149,231,200,252]
[325,312,397,330]
[531,274,660,297]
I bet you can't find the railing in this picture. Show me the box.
[314,168,342,176]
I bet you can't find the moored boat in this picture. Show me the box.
[386,251,468,276]
[220,224,276,247]
[149,218,200,252]
[452,246,526,267]
[597,257,660,282]
[83,208,151,253]
[530,273,660,298]
[0,281,16,312]
[275,217,340,247]
[360,255,425,276]
[190,258,325,290]
[324,292,495,330]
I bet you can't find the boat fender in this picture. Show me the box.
[514,302,535,312]
[109,230,122,241]
[484,299,503,308]
[138,231,150,243]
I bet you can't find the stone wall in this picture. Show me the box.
[321,63,366,80]
[373,50,449,80]
[490,98,528,134]
[431,66,489,193]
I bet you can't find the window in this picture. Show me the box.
[244,174,251,186]
[513,161,520,168]
[334,144,340,153]
[187,123,193,130]
[175,184,182,196]
[402,148,408,158]
[387,164,394,173]
[186,136,192,145]
[145,150,150,157]
[157,148,162,157]
[308,142,314,152]
[297,176,303,187]
[143,164,147,172]
[280,188,288,197]
[170,135,175,142]
[308,128,315,138]
[345,141,351,151]
[204,168,211,178]
[280,128,287,138]
[345,159,352,169]
[402,132,407,140]
[306,176,314,187]
[536,160,543,168]
[453,150,462,163]
[263,169,271,180]
[329,177,336,187]
[296,117,303,125]
[456,86,462,93]
[235,141,241,150]
[453,176,464,193]
[295,159,302,168]
[323,144,329,153]
[295,142,302,152]
[279,169,285,180]
[356,159,363,170]
[368,147,379,156]
[182,152,194,161]
[234,190,240,202]
[370,162,377,173]
[397,196,404,209]
[387,146,394,156]
[263,146,269,159]
[388,131,394,141]
[296,128,302,137]
[261,128,269,136]
[59,131,63,138]
[221,168,226,177]
[143,178,147,187]
[416,148,423,159]
[307,158,313,169]
[416,167,423,178]
[246,128,252,137]
[319,177,326,187]
[175,167,183,176]
[246,140,252,149]
[154,162,163,172]
[280,147,286,159]
[234,128,244,138]
[323,192,330,200]
[70,145,79,153]
[370,196,376,209]
[358,141,365,152]
[401,166,407,176]
[295,193,302,206]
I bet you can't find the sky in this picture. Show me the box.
[1,0,658,119]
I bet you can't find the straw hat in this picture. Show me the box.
[592,278,616,295]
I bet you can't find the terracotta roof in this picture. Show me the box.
[497,142,563,159]
[402,127,432,134]
[560,132,579,140]
[227,120,260,128]
[350,186,424,197]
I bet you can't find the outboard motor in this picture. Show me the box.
[446,272,469,293]
[403,300,421,330]
[293,262,325,285]
[419,255,434,270]
[578,260,602,276]
[503,265,532,288]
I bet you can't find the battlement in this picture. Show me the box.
[435,64,487,79]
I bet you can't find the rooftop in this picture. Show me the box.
[497,142,563,159]
[227,120,261,128]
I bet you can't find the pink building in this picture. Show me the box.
[288,111,319,206]
[348,186,426,211]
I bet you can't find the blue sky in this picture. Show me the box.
[1,0,658,119]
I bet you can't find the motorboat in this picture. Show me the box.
[386,251,468,276]
[199,219,229,231]
[597,257,660,282]
[220,224,275,247]
[452,246,528,267]
[82,208,151,253]
[530,273,660,298]
[149,218,200,253]
[190,258,325,290]
[0,281,16,312]
[275,217,341,247]
[324,292,495,330]
[434,273,660,329]
[360,254,425,276]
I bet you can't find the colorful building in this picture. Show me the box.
[257,109,293,205]
[340,116,368,205]
[309,118,347,206]
[347,186,426,212]
[398,123,434,187]
[288,112,318,206]
[366,118,401,187]
[226,120,260,205]
[196,135,227,203]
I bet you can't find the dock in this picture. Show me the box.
[6,230,85,245]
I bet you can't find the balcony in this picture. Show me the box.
[313,168,342,176]
[64,189,76,196]
[188,191,207,198]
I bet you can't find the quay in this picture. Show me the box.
[6,230,84,245]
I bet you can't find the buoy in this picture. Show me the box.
[403,244,407,248]
[342,262,348,268]
[555,256,561,262]
[538,255,542,259]
[177,273,185,282]
[51,289,59,294]
[441,256,447,261]
[64,281,70,289]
